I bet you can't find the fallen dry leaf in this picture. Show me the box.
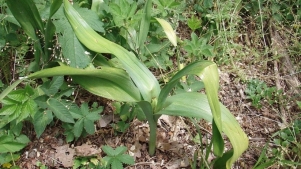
[74,144,102,157]
[55,144,75,167]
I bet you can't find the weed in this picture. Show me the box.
[245,79,282,109]
[101,145,134,169]
[253,119,301,168]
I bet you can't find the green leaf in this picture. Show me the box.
[0,153,20,165]
[111,160,123,169]
[102,145,115,156]
[155,18,177,46]
[17,99,37,123]
[0,135,28,153]
[74,118,84,137]
[33,109,53,138]
[157,92,248,169]
[138,0,151,50]
[84,118,95,134]
[6,0,44,40]
[76,8,105,32]
[156,61,223,156]
[50,0,63,17]
[80,103,89,115]
[63,0,160,102]
[27,64,141,102]
[116,154,135,165]
[60,30,91,68]
[0,105,18,116]
[15,135,30,144]
[113,146,127,156]
[187,15,201,31]
[47,98,75,123]
[0,87,37,128]
[41,76,64,96]
[86,112,101,121]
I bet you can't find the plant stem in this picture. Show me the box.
[148,118,157,156]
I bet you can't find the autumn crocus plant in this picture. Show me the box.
[0,0,248,168]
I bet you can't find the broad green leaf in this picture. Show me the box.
[15,135,30,145]
[113,146,127,156]
[74,118,84,137]
[60,30,91,68]
[33,109,53,138]
[86,112,101,121]
[0,105,18,116]
[27,64,141,102]
[47,98,75,123]
[0,153,20,165]
[80,103,90,115]
[102,145,115,156]
[6,0,43,40]
[155,18,177,46]
[157,92,248,169]
[17,99,37,123]
[76,7,104,33]
[0,87,37,129]
[41,76,64,96]
[0,142,27,153]
[63,0,160,102]
[156,61,223,156]
[0,135,28,153]
[0,80,25,103]
[84,119,95,134]
[69,104,83,119]
[116,154,135,165]
[111,160,123,169]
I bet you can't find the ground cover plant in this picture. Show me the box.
[0,0,300,168]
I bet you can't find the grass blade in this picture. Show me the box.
[138,0,152,50]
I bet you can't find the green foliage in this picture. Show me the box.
[253,119,301,168]
[73,156,101,169]
[65,102,102,141]
[184,32,214,60]
[0,85,37,128]
[0,1,249,168]
[36,161,48,169]
[245,79,282,109]
[72,102,102,136]
[0,130,30,168]
[187,15,202,31]
[101,145,134,169]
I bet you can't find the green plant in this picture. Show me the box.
[245,79,282,109]
[184,32,214,61]
[63,102,103,142]
[101,145,134,169]
[73,156,100,169]
[187,15,202,32]
[36,161,48,169]
[0,129,30,169]
[253,119,301,168]
[0,0,249,168]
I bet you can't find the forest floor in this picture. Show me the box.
[14,14,301,169]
